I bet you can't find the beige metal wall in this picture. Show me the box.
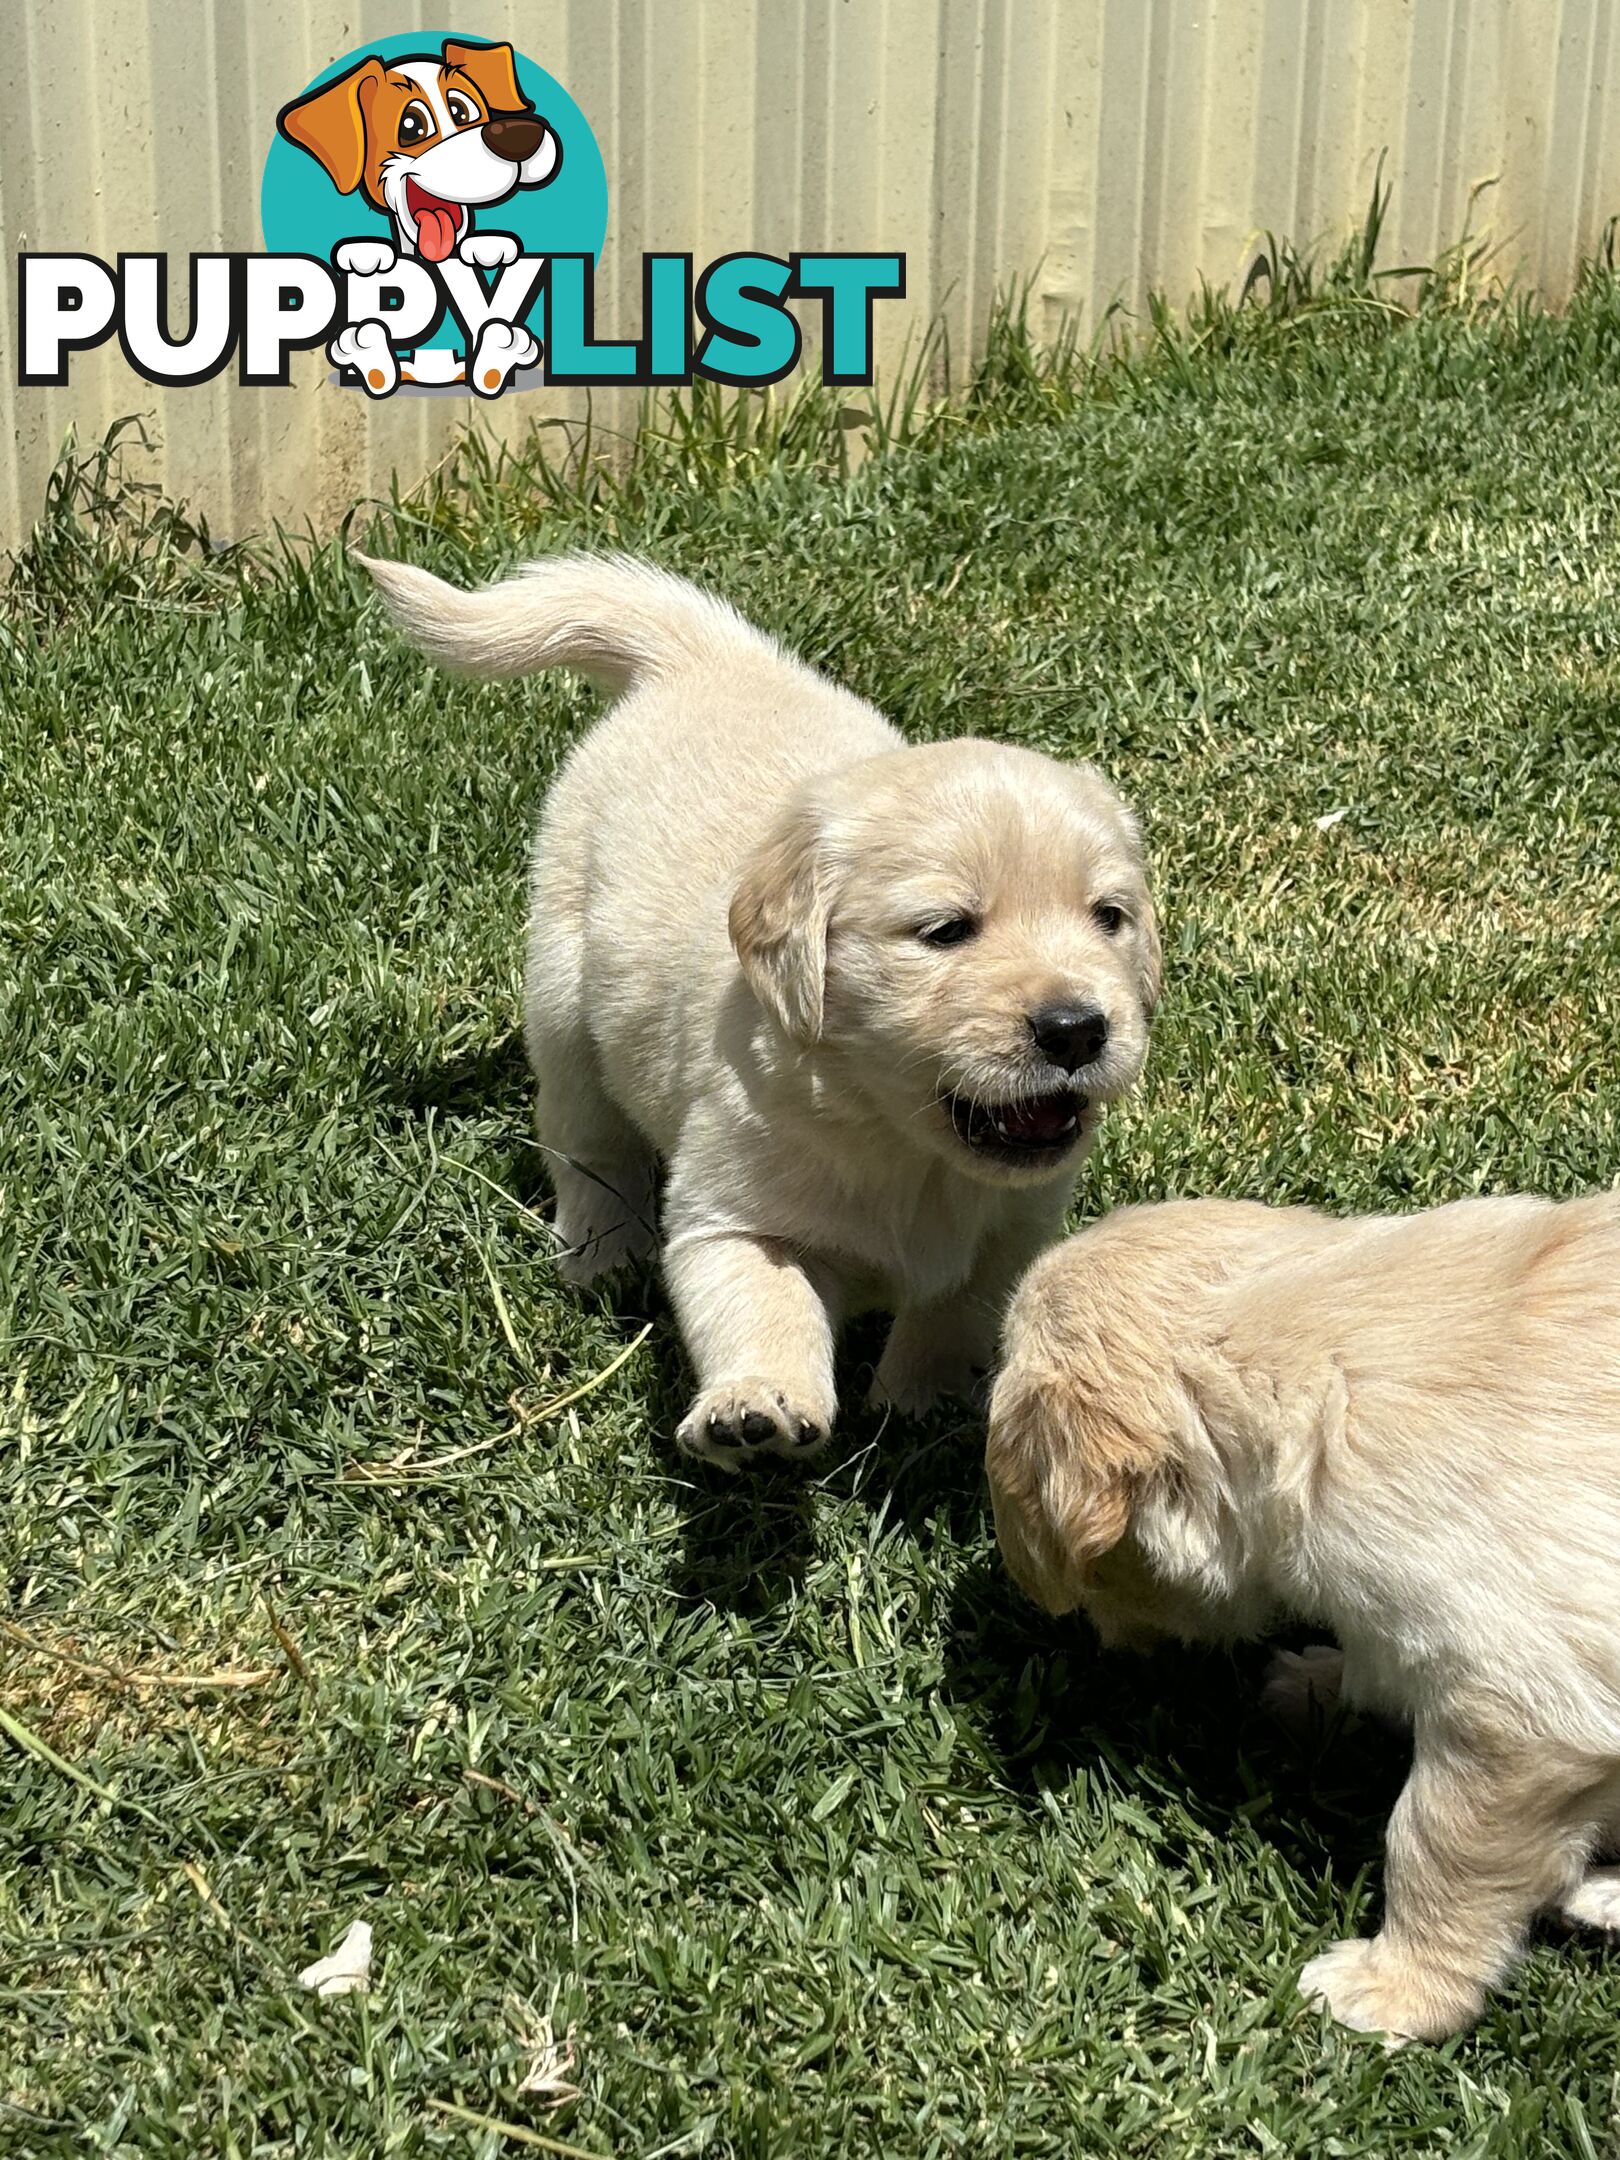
[3,0,1618,550]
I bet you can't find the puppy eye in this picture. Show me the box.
[1092,902,1126,936]
[399,102,435,145]
[446,91,480,127]
[917,916,979,948]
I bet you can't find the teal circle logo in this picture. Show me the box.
[261,33,607,387]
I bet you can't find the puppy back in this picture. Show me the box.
[357,550,780,695]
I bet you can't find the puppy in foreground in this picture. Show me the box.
[363,552,1159,1465]
[988,1190,1620,2040]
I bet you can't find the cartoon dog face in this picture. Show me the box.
[278,39,561,261]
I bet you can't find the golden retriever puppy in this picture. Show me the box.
[362,552,1159,1465]
[987,1191,1620,2040]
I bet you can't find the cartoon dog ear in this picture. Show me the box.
[986,1365,1157,1614]
[443,39,531,116]
[729,802,831,1042]
[277,58,385,196]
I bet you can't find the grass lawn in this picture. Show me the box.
[6,257,1620,2157]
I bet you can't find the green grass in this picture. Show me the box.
[6,252,1620,2157]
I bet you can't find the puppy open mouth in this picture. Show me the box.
[405,179,467,263]
[946,1088,1086,1159]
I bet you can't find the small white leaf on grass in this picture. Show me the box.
[1314,805,1353,832]
[298,1918,372,1998]
[510,1999,581,2107]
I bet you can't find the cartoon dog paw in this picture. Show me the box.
[458,232,520,270]
[334,240,397,277]
[469,319,539,397]
[328,321,397,398]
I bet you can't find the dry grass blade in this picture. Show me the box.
[343,1324,652,1483]
[423,2096,596,2156]
[511,1999,581,2108]
[516,1325,654,1423]
[0,1619,275,1692]
[262,1599,310,1686]
[0,1624,276,1693]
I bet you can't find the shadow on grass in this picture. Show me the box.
[801,1377,1410,1895]
[668,1474,820,1616]
[939,1543,1410,1886]
[770,1363,1412,1888]
[368,1027,534,1125]
[348,1046,1408,1893]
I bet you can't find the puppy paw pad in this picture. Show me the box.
[328,321,397,397]
[469,319,540,397]
[677,1383,833,1467]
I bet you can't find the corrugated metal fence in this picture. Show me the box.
[3,0,1617,549]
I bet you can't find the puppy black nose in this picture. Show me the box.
[1029,1002,1109,1072]
[482,113,545,163]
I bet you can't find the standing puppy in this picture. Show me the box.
[363,554,1159,1464]
[987,1191,1620,2040]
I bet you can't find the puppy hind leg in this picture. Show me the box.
[1558,1770,1620,1927]
[1299,1725,1600,2041]
[539,1081,658,1286]
[525,913,657,1286]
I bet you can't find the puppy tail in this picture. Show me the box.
[354,550,777,696]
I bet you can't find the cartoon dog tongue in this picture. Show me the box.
[415,203,459,262]
[408,187,460,263]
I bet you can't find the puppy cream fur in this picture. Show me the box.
[988,1191,1620,2040]
[362,552,1158,1465]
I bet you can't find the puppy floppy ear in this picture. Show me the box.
[986,1365,1159,1614]
[1136,895,1163,1020]
[729,804,831,1041]
[443,39,530,115]
[277,58,385,196]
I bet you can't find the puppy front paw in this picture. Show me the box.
[1299,1936,1480,2043]
[553,1212,656,1286]
[677,1380,833,1468]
